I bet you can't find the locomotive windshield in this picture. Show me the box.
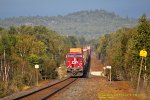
[67,54,82,58]
[67,54,74,57]
[76,54,82,57]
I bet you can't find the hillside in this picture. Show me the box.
[0,10,137,40]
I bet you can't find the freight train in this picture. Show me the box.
[65,46,91,77]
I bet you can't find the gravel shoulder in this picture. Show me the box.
[51,75,145,100]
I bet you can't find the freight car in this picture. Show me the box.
[65,47,91,77]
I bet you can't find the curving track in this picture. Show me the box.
[10,78,78,100]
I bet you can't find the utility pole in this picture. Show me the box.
[35,64,39,86]
[136,56,144,93]
[106,66,111,84]
[136,49,147,93]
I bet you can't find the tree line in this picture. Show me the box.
[0,10,136,40]
[0,25,81,97]
[96,15,150,93]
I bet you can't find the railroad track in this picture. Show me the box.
[3,77,78,100]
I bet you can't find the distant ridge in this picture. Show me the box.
[0,10,137,40]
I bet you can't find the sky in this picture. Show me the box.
[0,0,150,19]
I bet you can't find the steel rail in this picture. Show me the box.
[13,77,77,100]
[41,78,77,100]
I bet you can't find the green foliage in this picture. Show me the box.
[8,26,17,34]
[68,36,80,47]
[131,15,150,79]
[0,82,7,97]
[96,15,150,87]
[28,54,39,65]
[0,25,79,97]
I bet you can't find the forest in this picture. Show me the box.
[0,25,82,97]
[96,15,150,93]
[0,10,136,40]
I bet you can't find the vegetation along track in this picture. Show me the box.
[10,78,78,100]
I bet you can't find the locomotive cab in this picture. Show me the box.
[66,52,84,76]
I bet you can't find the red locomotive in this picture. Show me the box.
[66,47,91,76]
